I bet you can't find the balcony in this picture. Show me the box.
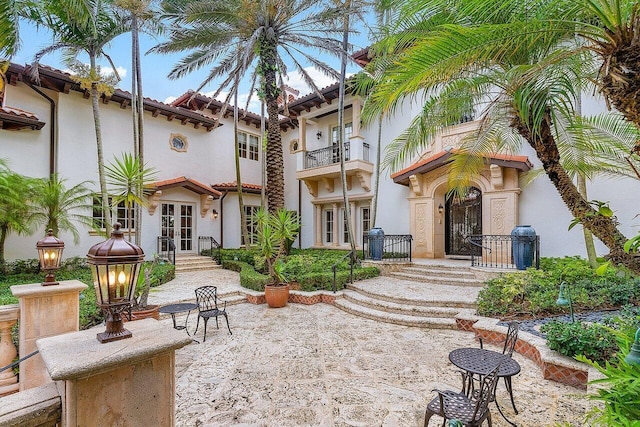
[296,140,374,197]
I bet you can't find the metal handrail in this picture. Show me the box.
[0,350,39,374]
[362,234,413,262]
[198,236,221,264]
[157,236,176,265]
[332,250,358,293]
[304,142,351,168]
[468,234,540,269]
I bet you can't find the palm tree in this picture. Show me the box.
[361,0,640,274]
[105,152,157,242]
[31,0,128,236]
[29,174,95,244]
[0,161,35,265]
[155,0,342,212]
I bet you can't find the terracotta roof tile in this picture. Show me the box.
[0,106,39,120]
[154,177,221,197]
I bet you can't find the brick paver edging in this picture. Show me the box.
[456,314,594,390]
[242,290,341,306]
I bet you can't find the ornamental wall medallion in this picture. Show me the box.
[170,133,188,152]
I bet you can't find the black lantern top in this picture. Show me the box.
[36,229,65,270]
[87,223,144,265]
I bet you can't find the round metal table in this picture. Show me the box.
[158,302,198,331]
[449,347,521,426]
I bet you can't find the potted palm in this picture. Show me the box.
[256,208,300,308]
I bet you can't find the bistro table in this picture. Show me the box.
[159,303,199,340]
[449,347,521,426]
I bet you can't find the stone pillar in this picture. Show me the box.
[0,305,19,396]
[10,280,87,391]
[315,204,323,246]
[332,203,340,246]
[37,318,191,427]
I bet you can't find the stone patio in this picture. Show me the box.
[150,269,592,426]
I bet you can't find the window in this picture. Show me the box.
[324,210,334,243]
[92,196,135,230]
[331,122,353,144]
[242,206,260,246]
[238,132,259,161]
[361,207,371,237]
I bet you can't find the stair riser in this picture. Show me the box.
[399,268,475,278]
[345,286,476,309]
[175,266,222,272]
[343,295,457,318]
[388,273,483,287]
[334,304,457,329]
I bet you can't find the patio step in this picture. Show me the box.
[175,255,221,272]
[387,264,484,287]
[346,282,478,309]
[343,291,465,318]
[334,298,459,329]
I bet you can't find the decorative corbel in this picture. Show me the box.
[147,191,162,216]
[321,177,334,193]
[303,180,318,197]
[408,174,423,196]
[200,194,214,218]
[490,164,503,189]
[355,171,371,192]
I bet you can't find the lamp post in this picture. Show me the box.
[36,229,64,286]
[556,281,575,322]
[625,328,640,366]
[87,223,144,343]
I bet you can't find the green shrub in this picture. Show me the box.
[148,262,175,287]
[220,248,262,265]
[222,260,270,291]
[477,256,639,317]
[541,321,618,365]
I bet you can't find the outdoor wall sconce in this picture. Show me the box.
[556,281,575,322]
[36,229,65,286]
[316,130,322,140]
[438,204,444,215]
[87,223,144,343]
[211,209,219,220]
[625,328,640,366]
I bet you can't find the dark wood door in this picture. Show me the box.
[445,187,482,256]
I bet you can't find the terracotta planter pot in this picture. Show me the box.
[126,304,160,322]
[264,284,290,308]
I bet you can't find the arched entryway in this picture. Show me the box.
[445,187,482,256]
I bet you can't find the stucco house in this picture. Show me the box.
[0,59,637,262]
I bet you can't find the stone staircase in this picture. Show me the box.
[174,254,221,273]
[334,263,484,329]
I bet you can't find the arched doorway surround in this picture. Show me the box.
[445,187,482,257]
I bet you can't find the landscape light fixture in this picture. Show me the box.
[556,281,575,322]
[625,328,640,366]
[316,130,322,140]
[36,229,64,286]
[87,223,144,343]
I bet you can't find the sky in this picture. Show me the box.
[12,19,373,113]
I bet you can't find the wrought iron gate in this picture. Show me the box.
[445,187,482,256]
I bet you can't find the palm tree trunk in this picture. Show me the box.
[511,111,640,274]
[370,116,383,228]
[260,40,284,212]
[261,99,267,209]
[90,53,112,236]
[134,15,145,246]
[0,225,7,265]
[234,83,250,248]
[338,5,356,254]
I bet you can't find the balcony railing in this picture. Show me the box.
[468,234,540,269]
[304,142,370,169]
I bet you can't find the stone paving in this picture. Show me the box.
[150,269,591,427]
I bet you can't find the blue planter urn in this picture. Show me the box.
[511,225,536,270]
[368,228,384,261]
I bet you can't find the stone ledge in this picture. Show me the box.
[240,289,344,306]
[456,314,597,390]
[0,382,61,426]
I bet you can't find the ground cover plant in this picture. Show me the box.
[477,257,640,317]
[0,257,174,329]
[221,248,379,291]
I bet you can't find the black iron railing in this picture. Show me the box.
[332,249,358,293]
[467,234,540,269]
[305,142,350,168]
[157,236,176,265]
[362,234,413,262]
[198,236,221,264]
[0,350,39,374]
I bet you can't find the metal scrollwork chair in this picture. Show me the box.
[424,363,501,427]
[479,321,519,413]
[194,286,232,341]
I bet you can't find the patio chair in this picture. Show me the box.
[424,363,500,427]
[478,321,519,413]
[194,286,232,341]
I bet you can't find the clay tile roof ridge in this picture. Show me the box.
[0,106,39,119]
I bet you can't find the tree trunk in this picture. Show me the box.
[261,99,267,209]
[234,82,250,248]
[0,225,7,265]
[511,111,640,274]
[371,116,383,228]
[261,40,284,212]
[134,15,145,246]
[338,4,357,254]
[90,53,112,236]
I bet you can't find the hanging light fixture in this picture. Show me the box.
[87,223,144,343]
[36,229,65,286]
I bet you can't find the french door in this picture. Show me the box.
[161,203,195,253]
